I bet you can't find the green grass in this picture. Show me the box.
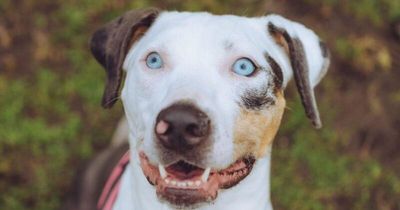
[303,0,400,26]
[1,0,399,209]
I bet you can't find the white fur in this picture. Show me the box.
[114,11,326,210]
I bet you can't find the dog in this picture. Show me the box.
[88,7,330,210]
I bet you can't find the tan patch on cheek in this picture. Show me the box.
[233,93,286,159]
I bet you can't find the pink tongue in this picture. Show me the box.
[166,161,204,180]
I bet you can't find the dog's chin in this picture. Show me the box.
[139,152,255,206]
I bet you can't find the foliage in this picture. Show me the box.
[303,0,400,26]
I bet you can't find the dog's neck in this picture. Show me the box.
[113,137,273,210]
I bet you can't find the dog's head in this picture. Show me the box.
[90,8,329,207]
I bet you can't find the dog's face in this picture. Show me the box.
[91,8,329,207]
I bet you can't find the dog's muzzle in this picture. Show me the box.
[137,103,256,206]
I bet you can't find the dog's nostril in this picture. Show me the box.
[156,120,170,135]
[186,121,209,137]
[186,123,200,137]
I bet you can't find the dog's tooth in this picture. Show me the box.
[187,181,194,187]
[201,167,211,182]
[195,180,201,186]
[178,182,187,187]
[171,180,177,186]
[158,164,167,179]
[165,178,170,184]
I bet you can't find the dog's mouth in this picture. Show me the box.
[139,152,255,206]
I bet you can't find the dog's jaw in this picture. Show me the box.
[113,135,274,210]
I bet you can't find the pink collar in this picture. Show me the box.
[97,151,130,210]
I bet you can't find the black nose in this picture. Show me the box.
[155,103,211,152]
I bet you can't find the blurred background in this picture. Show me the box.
[1,0,400,209]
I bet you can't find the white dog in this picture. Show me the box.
[89,7,329,210]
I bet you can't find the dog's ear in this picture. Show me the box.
[90,8,160,108]
[265,15,330,128]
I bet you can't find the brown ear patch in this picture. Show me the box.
[233,92,285,159]
[268,23,289,54]
[128,25,151,49]
[89,8,160,108]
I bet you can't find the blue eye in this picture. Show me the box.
[146,52,163,69]
[232,58,256,76]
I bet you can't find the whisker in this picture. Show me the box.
[285,105,293,111]
[104,96,121,107]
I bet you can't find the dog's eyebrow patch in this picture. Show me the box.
[223,40,234,51]
[264,53,283,90]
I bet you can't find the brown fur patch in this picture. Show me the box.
[269,30,289,54]
[233,92,285,159]
[128,25,150,49]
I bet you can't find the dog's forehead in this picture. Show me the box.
[157,12,251,28]
[144,12,264,49]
